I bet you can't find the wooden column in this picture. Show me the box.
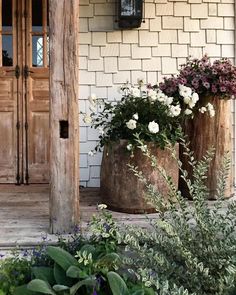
[49,0,79,233]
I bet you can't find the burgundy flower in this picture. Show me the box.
[203,81,210,89]
[220,86,227,92]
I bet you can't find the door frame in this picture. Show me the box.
[49,0,80,233]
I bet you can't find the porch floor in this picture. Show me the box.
[0,185,158,248]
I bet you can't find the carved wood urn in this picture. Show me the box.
[100,140,179,213]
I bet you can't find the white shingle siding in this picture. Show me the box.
[79,0,236,187]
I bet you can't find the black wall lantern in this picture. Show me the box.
[117,0,144,29]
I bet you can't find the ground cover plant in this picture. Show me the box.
[1,138,236,294]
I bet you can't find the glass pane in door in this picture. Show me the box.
[32,0,43,32]
[2,35,13,66]
[32,35,43,67]
[2,0,12,31]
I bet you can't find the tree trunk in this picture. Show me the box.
[180,96,233,199]
[100,141,179,213]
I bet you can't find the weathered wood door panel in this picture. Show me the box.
[28,76,50,183]
[0,0,49,184]
[0,77,17,182]
[0,0,20,183]
[25,0,50,183]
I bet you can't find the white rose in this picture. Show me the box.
[169,105,181,117]
[127,144,133,151]
[157,91,166,102]
[164,96,173,106]
[206,103,214,110]
[199,107,207,113]
[89,93,97,105]
[192,92,199,103]
[133,113,139,120]
[148,89,158,102]
[188,100,196,109]
[148,121,159,134]
[126,119,137,130]
[83,114,92,124]
[179,85,192,98]
[131,87,140,97]
[209,109,215,117]
[184,109,193,115]
[183,96,191,105]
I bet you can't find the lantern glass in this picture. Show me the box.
[118,0,143,28]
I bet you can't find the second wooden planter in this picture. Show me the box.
[180,96,233,199]
[100,141,179,213]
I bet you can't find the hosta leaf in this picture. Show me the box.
[66,265,85,279]
[54,263,75,287]
[32,267,55,285]
[27,279,56,295]
[52,285,69,292]
[107,271,129,295]
[13,285,36,295]
[47,247,78,271]
[70,277,96,295]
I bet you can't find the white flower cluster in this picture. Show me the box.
[147,89,173,106]
[179,84,199,113]
[199,103,215,117]
[83,93,97,124]
[126,115,159,132]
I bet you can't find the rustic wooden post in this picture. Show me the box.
[49,0,79,233]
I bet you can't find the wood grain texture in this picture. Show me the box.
[100,141,179,213]
[180,96,233,199]
[49,0,80,233]
[0,186,235,248]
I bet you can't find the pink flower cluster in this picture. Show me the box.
[159,55,236,99]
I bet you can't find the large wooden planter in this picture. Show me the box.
[100,141,179,213]
[180,96,233,199]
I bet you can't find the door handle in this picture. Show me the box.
[23,65,34,78]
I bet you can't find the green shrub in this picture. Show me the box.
[121,136,236,295]
[0,253,31,295]
[15,244,154,295]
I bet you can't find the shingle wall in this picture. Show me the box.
[79,0,235,187]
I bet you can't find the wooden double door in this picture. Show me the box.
[0,0,49,184]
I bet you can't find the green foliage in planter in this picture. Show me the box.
[122,136,236,295]
[0,253,31,295]
[15,244,154,295]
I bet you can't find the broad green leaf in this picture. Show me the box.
[70,277,96,295]
[52,285,69,292]
[107,271,129,295]
[131,290,144,295]
[144,288,155,295]
[0,290,5,295]
[14,285,36,295]
[47,246,78,271]
[66,265,85,279]
[32,267,55,285]
[54,263,75,287]
[27,279,56,295]
[79,244,96,254]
